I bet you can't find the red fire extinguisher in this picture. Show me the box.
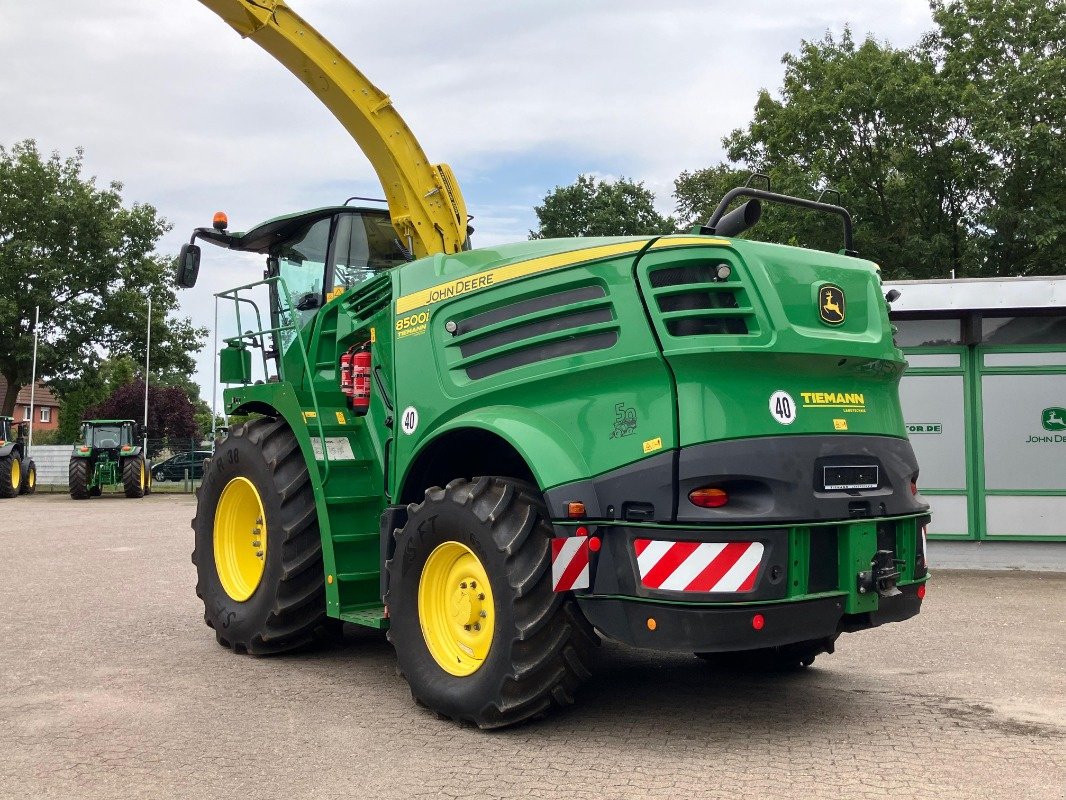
[339,350,355,395]
[351,349,372,415]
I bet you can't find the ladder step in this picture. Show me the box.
[332,532,377,543]
[340,606,388,630]
[336,570,378,583]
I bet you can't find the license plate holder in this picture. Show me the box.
[823,464,879,490]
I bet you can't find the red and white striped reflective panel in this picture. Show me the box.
[551,536,590,592]
[634,539,764,592]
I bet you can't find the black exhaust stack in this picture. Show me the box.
[706,199,762,238]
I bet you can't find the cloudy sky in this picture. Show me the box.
[1,0,933,403]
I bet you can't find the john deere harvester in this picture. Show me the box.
[69,420,151,499]
[0,417,36,498]
[178,0,930,729]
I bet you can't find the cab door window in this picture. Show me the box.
[326,212,406,294]
[277,217,332,339]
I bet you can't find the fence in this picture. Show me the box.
[26,439,213,493]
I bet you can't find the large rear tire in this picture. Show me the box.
[69,458,90,500]
[123,456,146,498]
[19,460,36,495]
[192,417,330,655]
[385,477,598,729]
[0,454,20,498]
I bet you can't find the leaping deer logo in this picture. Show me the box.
[1043,408,1066,431]
[819,285,846,325]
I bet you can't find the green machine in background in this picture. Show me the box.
[0,417,36,498]
[69,420,151,499]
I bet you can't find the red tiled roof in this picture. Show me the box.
[0,378,58,407]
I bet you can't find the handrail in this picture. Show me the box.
[215,274,332,484]
[703,186,858,257]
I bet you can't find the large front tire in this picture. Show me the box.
[69,458,90,500]
[19,461,36,495]
[385,477,597,729]
[192,418,329,655]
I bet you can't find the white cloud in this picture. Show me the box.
[1,0,933,400]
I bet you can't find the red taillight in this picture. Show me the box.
[588,536,601,552]
[689,487,728,508]
[917,584,927,600]
[752,614,765,631]
[910,480,918,495]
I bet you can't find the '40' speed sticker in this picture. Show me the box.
[769,390,797,425]
[400,406,419,435]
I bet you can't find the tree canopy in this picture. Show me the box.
[0,140,207,415]
[674,0,1064,279]
[85,378,200,453]
[535,0,1062,279]
[530,175,676,239]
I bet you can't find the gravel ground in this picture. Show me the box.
[1,494,1063,800]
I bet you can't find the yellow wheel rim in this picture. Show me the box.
[11,459,20,490]
[213,477,267,602]
[27,468,34,489]
[140,461,145,490]
[418,542,496,676]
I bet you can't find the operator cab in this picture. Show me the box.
[80,421,136,453]
[179,205,406,369]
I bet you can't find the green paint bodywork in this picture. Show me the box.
[212,220,927,627]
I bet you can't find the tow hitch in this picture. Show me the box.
[857,550,903,598]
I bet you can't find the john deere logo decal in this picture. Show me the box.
[819,284,846,325]
[1043,407,1066,431]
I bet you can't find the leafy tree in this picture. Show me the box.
[531,175,676,239]
[0,140,207,416]
[928,0,1065,276]
[675,0,1062,279]
[85,378,201,454]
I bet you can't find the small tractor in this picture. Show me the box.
[0,416,36,498]
[69,420,151,499]
[177,0,930,728]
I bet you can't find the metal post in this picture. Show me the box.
[144,296,151,453]
[211,296,219,445]
[28,306,39,453]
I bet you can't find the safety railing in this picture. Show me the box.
[215,275,332,485]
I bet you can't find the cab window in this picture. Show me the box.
[327,212,407,293]
[277,217,332,332]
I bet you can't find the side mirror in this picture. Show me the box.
[176,243,201,288]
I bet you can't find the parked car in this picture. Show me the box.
[152,451,212,482]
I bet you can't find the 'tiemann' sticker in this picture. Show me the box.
[769,390,797,425]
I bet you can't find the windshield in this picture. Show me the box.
[84,425,125,449]
[0,420,10,441]
[276,217,331,342]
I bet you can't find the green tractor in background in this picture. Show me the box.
[69,420,151,499]
[0,416,36,498]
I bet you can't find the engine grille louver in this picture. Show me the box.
[647,259,758,338]
[448,284,618,380]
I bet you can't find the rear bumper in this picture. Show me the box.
[576,581,924,653]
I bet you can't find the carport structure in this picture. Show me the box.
[887,276,1066,541]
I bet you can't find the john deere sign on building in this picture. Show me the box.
[888,276,1066,541]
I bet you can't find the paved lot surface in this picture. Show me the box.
[2,495,1063,800]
